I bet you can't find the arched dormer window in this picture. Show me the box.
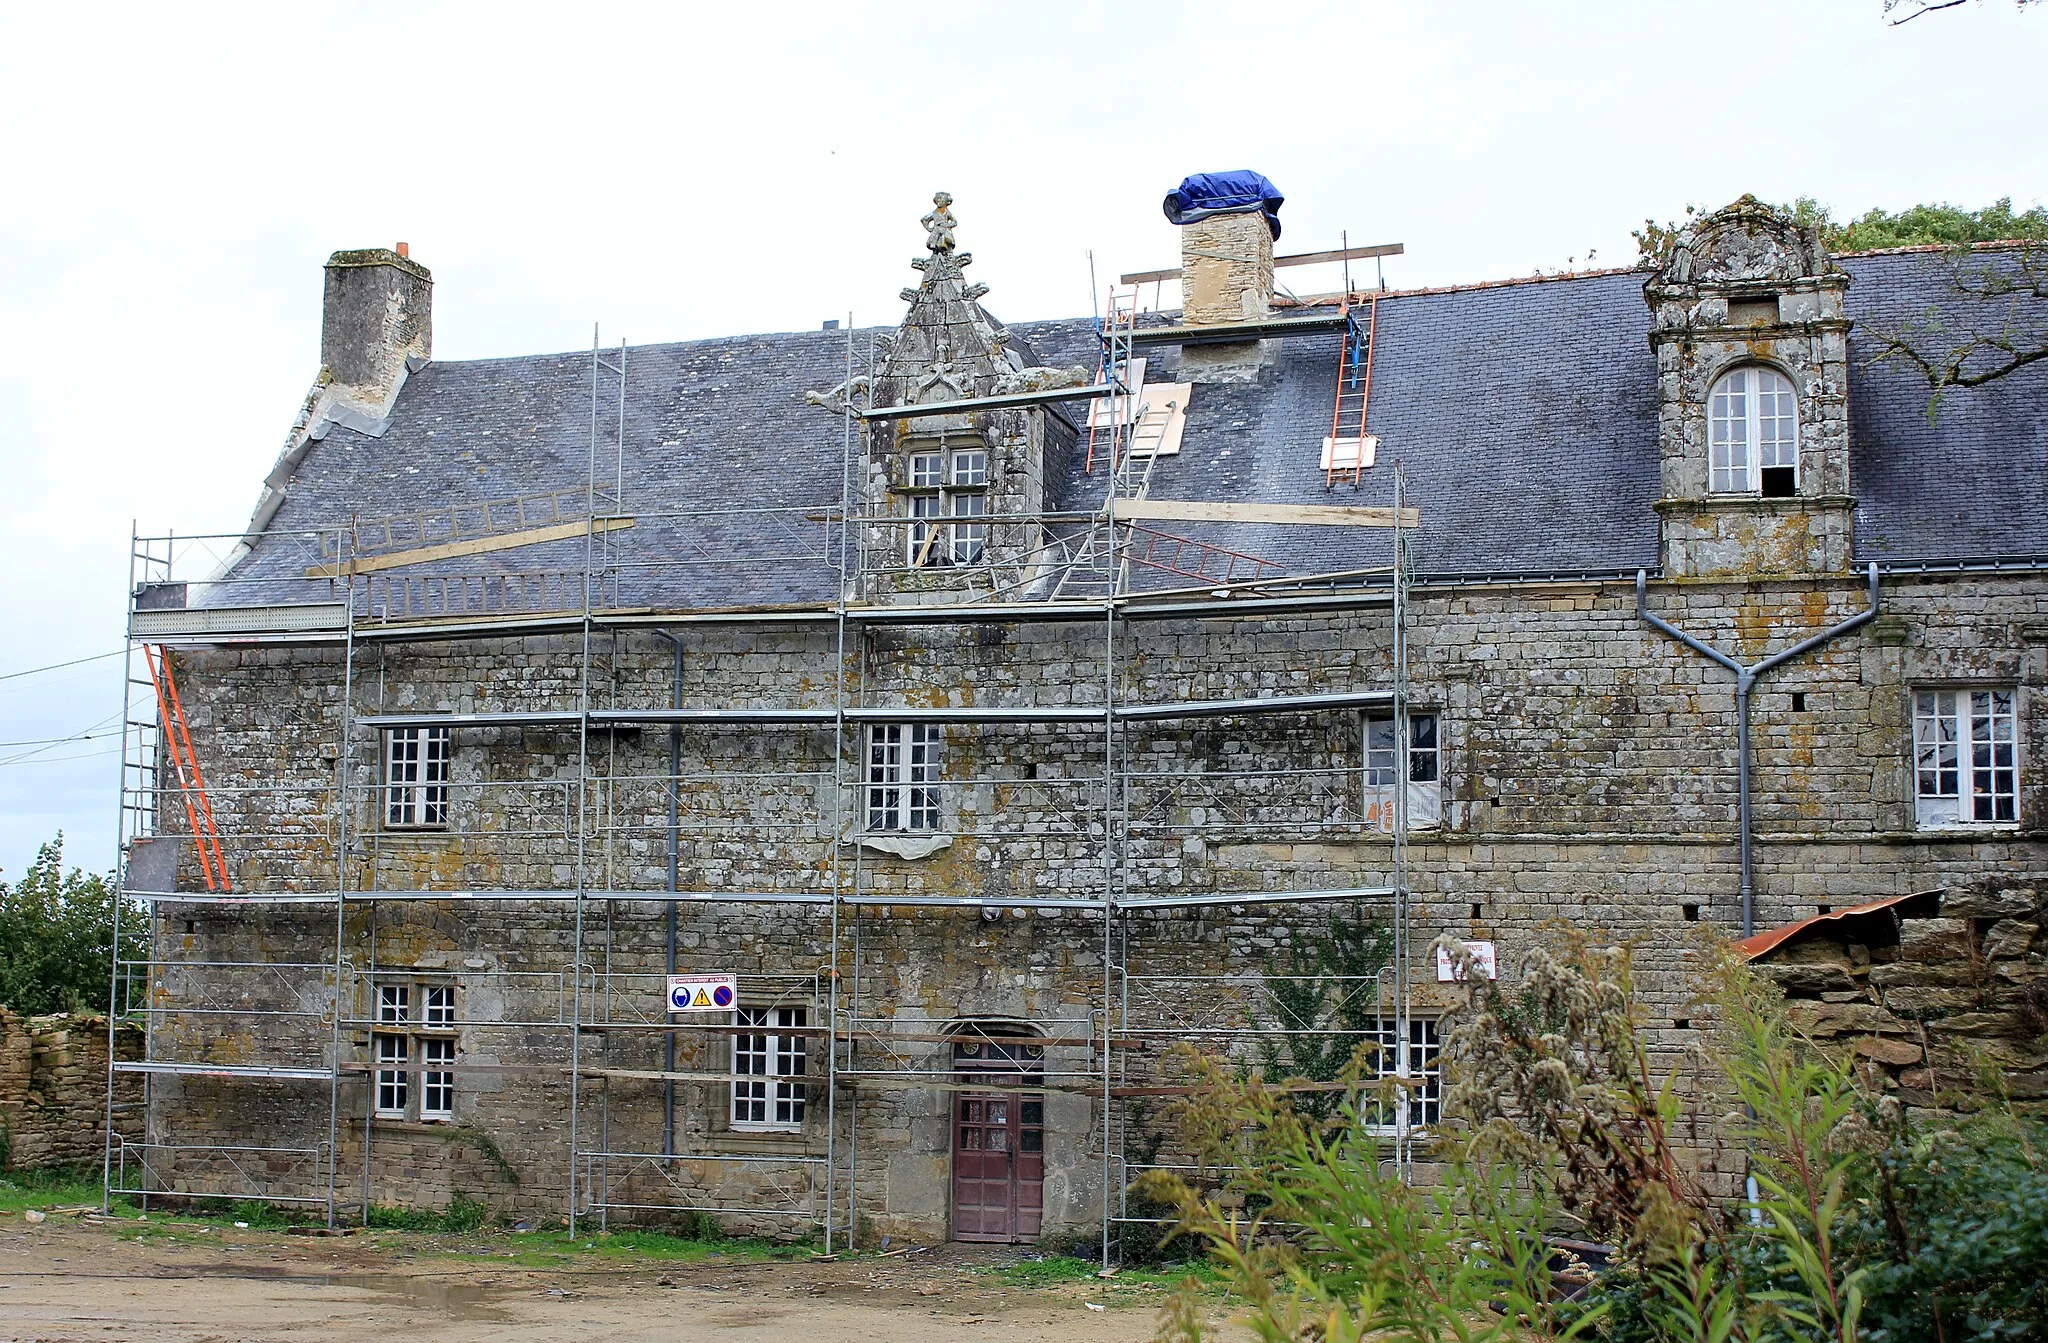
[1708,365,1799,497]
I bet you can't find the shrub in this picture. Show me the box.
[1143,929,2048,1342]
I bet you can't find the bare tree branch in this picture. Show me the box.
[1861,243,2048,421]
[1885,0,1976,24]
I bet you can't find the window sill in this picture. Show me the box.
[1655,494,1855,515]
[857,832,952,860]
[357,1116,457,1133]
[1912,823,2021,836]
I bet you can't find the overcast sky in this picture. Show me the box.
[0,0,2041,882]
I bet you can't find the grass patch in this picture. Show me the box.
[0,1165,108,1215]
[998,1255,1103,1286]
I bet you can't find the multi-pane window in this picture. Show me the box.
[1364,711,1441,830]
[384,726,451,828]
[374,984,410,1117]
[1914,689,2019,827]
[420,1038,455,1120]
[905,448,988,566]
[1708,366,1799,496]
[372,981,458,1122]
[867,724,941,832]
[732,1005,807,1130]
[375,1035,409,1116]
[1367,1017,1441,1130]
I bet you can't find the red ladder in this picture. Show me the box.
[1325,291,1379,487]
[142,644,229,892]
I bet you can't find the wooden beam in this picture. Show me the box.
[304,517,635,578]
[1272,242,1405,270]
[1119,241,1403,286]
[1111,499,1419,529]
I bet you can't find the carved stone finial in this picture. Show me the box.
[1652,195,1831,291]
[921,191,957,253]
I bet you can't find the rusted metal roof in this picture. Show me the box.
[1735,890,1943,960]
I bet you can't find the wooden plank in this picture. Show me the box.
[1119,241,1403,285]
[1273,242,1405,270]
[1111,499,1419,529]
[304,517,634,577]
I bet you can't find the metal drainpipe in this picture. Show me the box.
[1637,562,1880,937]
[658,631,683,1155]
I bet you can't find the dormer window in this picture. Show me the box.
[906,447,988,566]
[1708,366,1799,497]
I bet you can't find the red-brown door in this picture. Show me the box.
[951,1090,1044,1242]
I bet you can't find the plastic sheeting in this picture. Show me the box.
[1161,170,1284,240]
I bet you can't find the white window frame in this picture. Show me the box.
[372,980,458,1122]
[384,726,451,829]
[732,1005,807,1132]
[904,448,988,567]
[1364,711,1441,831]
[420,1037,456,1121]
[866,723,941,832]
[1707,365,1799,496]
[1365,1016,1441,1133]
[1914,688,2020,829]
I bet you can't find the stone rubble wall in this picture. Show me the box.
[0,1010,142,1171]
[1757,879,2048,1113]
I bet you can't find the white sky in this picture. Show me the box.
[0,0,2042,881]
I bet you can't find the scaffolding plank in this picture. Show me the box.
[856,384,1112,421]
[114,1061,331,1081]
[303,517,635,578]
[1120,242,1404,284]
[1111,499,1419,529]
[1124,314,1349,347]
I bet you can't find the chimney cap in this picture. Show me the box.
[325,247,431,281]
[1163,171,1284,241]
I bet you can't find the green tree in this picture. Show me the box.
[0,834,139,1014]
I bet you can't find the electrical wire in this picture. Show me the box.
[0,649,123,683]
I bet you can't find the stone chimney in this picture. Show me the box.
[1180,210,1275,326]
[321,246,432,408]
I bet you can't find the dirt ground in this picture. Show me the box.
[0,1211,1205,1342]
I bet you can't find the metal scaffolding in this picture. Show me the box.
[103,320,1424,1261]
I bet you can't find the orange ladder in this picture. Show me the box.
[1325,291,1379,487]
[142,644,230,892]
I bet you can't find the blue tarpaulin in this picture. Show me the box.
[1161,171,1284,240]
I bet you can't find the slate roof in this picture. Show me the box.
[218,250,2048,613]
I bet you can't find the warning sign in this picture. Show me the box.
[1435,940,1499,983]
[667,973,738,1013]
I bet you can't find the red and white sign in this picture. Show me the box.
[667,973,737,1013]
[1436,940,1498,982]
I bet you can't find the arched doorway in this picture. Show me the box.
[948,1026,1046,1243]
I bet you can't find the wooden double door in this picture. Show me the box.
[952,1089,1046,1241]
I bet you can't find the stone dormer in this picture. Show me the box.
[1645,196,1854,577]
[833,193,1087,603]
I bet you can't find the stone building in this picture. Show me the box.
[115,188,2046,1246]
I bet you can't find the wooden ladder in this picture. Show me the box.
[142,644,229,892]
[1325,292,1379,487]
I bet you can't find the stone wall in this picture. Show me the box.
[0,1010,142,1170]
[134,564,2048,1236]
[1753,879,2048,1113]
